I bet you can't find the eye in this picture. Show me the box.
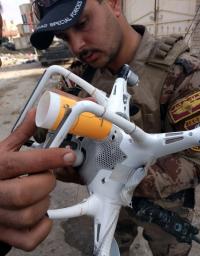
[75,17,88,30]
[55,33,67,41]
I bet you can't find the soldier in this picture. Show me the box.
[31,0,200,255]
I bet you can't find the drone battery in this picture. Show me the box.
[36,90,112,140]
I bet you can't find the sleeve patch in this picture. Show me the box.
[169,91,200,123]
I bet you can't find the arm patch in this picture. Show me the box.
[169,91,200,152]
[169,91,200,124]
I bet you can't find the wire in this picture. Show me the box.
[184,4,200,43]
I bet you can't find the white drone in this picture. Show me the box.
[13,64,200,256]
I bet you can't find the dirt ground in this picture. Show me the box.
[1,58,200,256]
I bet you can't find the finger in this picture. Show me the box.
[0,217,52,251]
[54,166,84,184]
[0,109,36,152]
[0,196,50,229]
[0,147,76,179]
[51,88,81,101]
[0,172,55,209]
[81,97,96,102]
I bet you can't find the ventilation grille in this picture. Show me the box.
[95,137,126,170]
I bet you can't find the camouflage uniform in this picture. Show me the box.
[61,25,200,255]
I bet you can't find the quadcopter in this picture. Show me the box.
[12,64,200,256]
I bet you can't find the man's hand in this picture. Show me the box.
[0,109,76,251]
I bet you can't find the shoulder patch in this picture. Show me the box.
[169,91,200,123]
[184,116,200,130]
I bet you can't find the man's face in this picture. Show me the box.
[55,0,123,69]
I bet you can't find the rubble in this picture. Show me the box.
[0,47,37,67]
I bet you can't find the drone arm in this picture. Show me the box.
[148,128,200,159]
[48,194,100,219]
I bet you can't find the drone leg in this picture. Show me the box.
[93,203,121,256]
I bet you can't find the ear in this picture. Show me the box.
[107,0,121,17]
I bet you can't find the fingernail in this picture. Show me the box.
[63,152,74,163]
[65,145,71,151]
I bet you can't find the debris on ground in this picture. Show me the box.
[0,47,37,67]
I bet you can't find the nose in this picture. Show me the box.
[67,31,86,56]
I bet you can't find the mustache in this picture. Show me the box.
[78,49,99,60]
